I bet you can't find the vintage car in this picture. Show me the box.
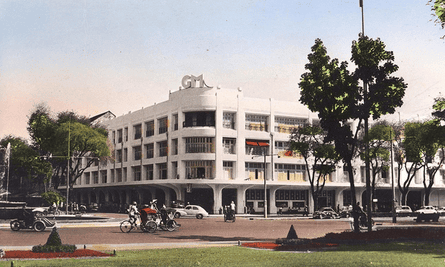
[313,207,340,219]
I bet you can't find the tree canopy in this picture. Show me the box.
[27,104,110,193]
[290,125,340,210]
[299,36,407,232]
[0,136,52,195]
[429,0,445,37]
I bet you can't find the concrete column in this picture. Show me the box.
[270,187,277,214]
[209,184,224,214]
[308,190,314,214]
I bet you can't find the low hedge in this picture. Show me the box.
[32,244,77,253]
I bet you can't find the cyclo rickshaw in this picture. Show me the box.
[224,205,236,222]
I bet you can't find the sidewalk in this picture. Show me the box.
[1,241,241,252]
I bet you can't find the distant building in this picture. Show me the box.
[69,75,445,214]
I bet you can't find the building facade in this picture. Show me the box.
[70,75,445,214]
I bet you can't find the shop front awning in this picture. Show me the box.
[246,141,269,147]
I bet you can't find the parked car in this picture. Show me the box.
[313,207,339,219]
[395,206,413,214]
[178,205,209,219]
[88,203,99,212]
[437,207,445,215]
[339,206,352,218]
[415,206,438,215]
[169,208,187,218]
[415,206,439,222]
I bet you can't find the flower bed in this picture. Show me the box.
[1,249,113,259]
[242,227,445,252]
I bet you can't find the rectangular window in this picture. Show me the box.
[158,117,168,134]
[145,164,154,180]
[133,166,141,181]
[274,164,306,182]
[245,140,269,156]
[145,121,154,137]
[172,139,178,155]
[116,149,122,162]
[133,124,142,140]
[223,112,236,129]
[223,161,235,179]
[123,167,127,182]
[172,114,179,131]
[112,131,116,144]
[245,114,268,132]
[93,172,98,184]
[274,116,306,133]
[158,141,168,157]
[110,170,115,183]
[185,137,214,153]
[158,163,167,179]
[185,160,214,179]
[124,148,128,162]
[133,146,142,161]
[85,173,90,185]
[223,138,236,154]
[145,143,154,158]
[116,169,122,182]
[124,127,128,142]
[101,171,107,184]
[183,111,215,127]
[117,129,123,143]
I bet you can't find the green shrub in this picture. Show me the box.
[41,191,65,206]
[31,244,77,253]
[31,227,77,253]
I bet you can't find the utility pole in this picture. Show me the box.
[359,0,373,232]
[67,119,71,215]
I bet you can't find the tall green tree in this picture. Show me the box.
[418,120,445,206]
[289,125,340,212]
[27,104,110,204]
[399,122,424,206]
[360,122,392,212]
[299,36,406,232]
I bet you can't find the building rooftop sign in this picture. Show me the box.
[181,74,212,89]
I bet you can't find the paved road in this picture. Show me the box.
[1,213,437,251]
[0,214,351,249]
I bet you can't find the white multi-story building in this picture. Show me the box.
[71,75,445,214]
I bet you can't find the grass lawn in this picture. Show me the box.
[1,242,445,267]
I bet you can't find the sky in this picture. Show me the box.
[1,0,444,140]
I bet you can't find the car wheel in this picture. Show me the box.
[33,221,46,232]
[10,220,20,231]
[196,214,203,219]
[174,212,181,218]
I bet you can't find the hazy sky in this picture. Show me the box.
[1,0,444,140]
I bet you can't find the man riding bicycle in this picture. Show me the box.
[128,201,139,224]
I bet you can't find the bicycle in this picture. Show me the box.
[120,214,150,233]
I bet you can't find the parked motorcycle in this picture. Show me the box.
[10,208,56,232]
